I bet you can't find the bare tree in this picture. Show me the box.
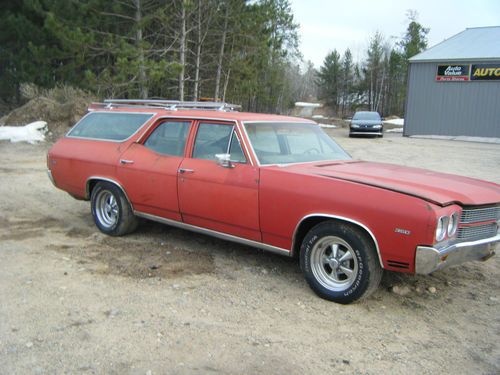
[214,2,229,101]
[178,0,187,100]
[192,0,214,100]
[134,0,148,99]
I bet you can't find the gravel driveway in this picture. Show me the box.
[1,129,499,374]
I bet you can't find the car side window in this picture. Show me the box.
[193,123,233,160]
[144,121,189,156]
[228,131,247,163]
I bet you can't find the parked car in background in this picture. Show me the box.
[47,100,500,304]
[349,111,384,137]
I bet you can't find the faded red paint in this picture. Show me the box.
[48,107,500,274]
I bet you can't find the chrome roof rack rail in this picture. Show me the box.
[102,99,241,112]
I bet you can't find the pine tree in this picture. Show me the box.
[340,49,354,116]
[317,50,341,112]
[400,10,429,61]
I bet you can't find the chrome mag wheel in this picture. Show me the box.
[310,236,358,291]
[95,190,119,229]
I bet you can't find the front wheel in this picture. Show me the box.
[91,182,138,236]
[300,221,382,304]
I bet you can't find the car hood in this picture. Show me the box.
[288,160,500,206]
[351,119,382,125]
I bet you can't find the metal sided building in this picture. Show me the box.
[404,26,500,138]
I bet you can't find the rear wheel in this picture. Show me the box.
[91,182,138,236]
[300,221,382,304]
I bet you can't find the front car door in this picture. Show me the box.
[177,121,261,241]
[117,119,191,220]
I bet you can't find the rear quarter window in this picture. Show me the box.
[67,112,153,141]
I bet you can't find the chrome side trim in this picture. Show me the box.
[85,176,132,208]
[134,211,291,257]
[292,213,384,268]
[66,111,156,143]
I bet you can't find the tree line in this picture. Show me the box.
[1,0,311,113]
[1,3,428,117]
[316,11,429,117]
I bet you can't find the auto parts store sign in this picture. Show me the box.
[436,64,500,81]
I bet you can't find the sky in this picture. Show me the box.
[289,0,500,67]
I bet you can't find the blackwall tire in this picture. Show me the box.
[90,182,138,236]
[300,221,382,304]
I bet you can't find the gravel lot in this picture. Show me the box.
[1,129,499,374]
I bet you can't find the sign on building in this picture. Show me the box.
[470,64,500,81]
[436,64,500,81]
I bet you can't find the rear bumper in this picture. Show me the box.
[415,234,499,274]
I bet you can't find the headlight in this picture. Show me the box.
[351,124,360,128]
[447,212,459,237]
[373,125,382,129]
[436,216,448,242]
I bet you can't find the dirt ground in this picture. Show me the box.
[1,129,499,374]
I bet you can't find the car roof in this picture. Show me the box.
[87,104,314,124]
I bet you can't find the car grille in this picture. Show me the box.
[457,223,498,241]
[460,206,500,224]
[458,205,499,241]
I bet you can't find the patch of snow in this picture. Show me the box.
[295,102,322,108]
[384,119,404,126]
[386,128,403,133]
[319,124,337,129]
[312,115,326,119]
[0,121,48,144]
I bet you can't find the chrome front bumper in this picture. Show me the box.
[415,234,499,274]
[350,131,383,135]
[47,169,56,186]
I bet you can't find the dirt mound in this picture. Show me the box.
[1,85,95,140]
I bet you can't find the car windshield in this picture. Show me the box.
[244,122,351,165]
[353,112,380,121]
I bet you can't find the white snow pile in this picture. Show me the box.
[312,114,326,119]
[295,102,322,108]
[383,118,404,126]
[0,121,48,144]
[319,124,337,129]
[386,128,403,133]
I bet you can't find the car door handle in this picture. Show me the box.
[120,159,134,165]
[178,168,194,174]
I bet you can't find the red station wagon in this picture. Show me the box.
[47,99,500,304]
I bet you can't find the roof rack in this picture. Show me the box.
[100,99,241,112]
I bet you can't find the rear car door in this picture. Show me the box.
[177,121,261,241]
[117,119,191,220]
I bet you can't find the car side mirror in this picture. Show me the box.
[215,153,234,168]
